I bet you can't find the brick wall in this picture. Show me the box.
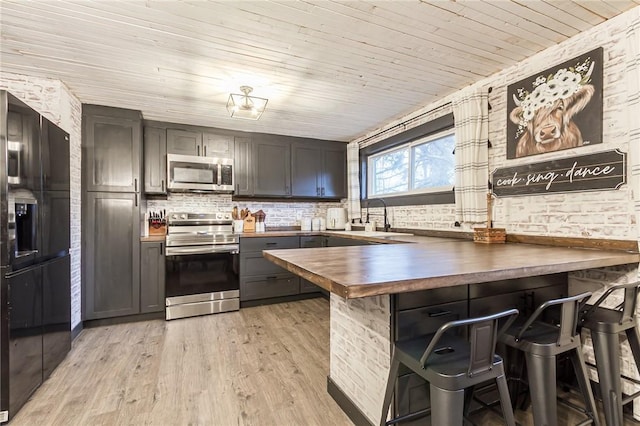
[1,72,83,329]
[147,193,344,227]
[330,293,390,424]
[355,9,638,241]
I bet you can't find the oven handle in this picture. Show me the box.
[165,245,239,256]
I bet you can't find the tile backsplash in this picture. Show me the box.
[146,192,345,227]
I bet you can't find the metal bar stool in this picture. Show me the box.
[499,292,600,426]
[380,308,519,426]
[579,282,640,426]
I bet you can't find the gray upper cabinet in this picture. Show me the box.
[82,106,142,193]
[167,127,234,158]
[143,126,167,194]
[234,136,253,196]
[83,192,140,320]
[253,139,291,196]
[292,142,346,199]
[166,129,201,156]
[322,146,347,198]
[140,241,165,313]
[202,133,233,157]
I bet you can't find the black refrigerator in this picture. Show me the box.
[0,91,71,421]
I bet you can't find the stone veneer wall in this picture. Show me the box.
[147,192,344,227]
[0,72,83,329]
[332,7,640,424]
[330,293,390,424]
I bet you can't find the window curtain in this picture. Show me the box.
[628,9,640,252]
[452,88,489,225]
[347,141,362,221]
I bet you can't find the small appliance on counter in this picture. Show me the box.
[326,207,347,230]
[301,218,312,231]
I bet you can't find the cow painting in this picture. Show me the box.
[506,48,603,159]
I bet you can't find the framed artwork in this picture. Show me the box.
[506,47,603,159]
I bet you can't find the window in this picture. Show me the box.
[368,129,455,198]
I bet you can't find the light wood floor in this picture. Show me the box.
[11,298,354,426]
[11,297,640,426]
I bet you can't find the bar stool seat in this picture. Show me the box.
[580,282,640,426]
[380,308,519,426]
[499,291,600,426]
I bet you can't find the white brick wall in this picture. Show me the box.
[330,293,391,424]
[147,192,344,227]
[0,72,83,329]
[356,9,637,240]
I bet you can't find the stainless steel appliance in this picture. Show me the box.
[165,212,239,320]
[167,154,234,193]
[1,91,71,421]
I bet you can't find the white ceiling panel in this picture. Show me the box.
[1,0,637,141]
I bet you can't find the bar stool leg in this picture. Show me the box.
[526,352,558,426]
[380,356,400,426]
[430,385,465,425]
[591,330,622,425]
[571,346,601,426]
[495,370,517,426]
[625,326,640,377]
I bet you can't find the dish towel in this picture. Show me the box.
[452,87,489,225]
[347,141,362,222]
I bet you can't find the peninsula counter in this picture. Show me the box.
[264,239,639,425]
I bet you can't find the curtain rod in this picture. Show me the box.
[357,101,453,145]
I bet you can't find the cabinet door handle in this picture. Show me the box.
[321,187,325,196]
[204,146,207,156]
[197,145,200,156]
[285,185,290,195]
[317,187,320,196]
[427,310,452,317]
[161,180,165,192]
[266,276,277,281]
[134,178,138,192]
[266,242,278,246]
[160,243,163,255]
[135,193,138,207]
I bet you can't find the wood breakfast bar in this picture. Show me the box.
[264,237,640,426]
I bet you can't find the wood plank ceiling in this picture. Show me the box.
[1,1,638,142]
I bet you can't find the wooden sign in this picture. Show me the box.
[492,150,626,197]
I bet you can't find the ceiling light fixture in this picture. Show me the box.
[226,85,268,120]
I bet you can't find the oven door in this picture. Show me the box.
[164,245,239,319]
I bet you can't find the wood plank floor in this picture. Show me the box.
[11,297,640,425]
[11,298,353,426]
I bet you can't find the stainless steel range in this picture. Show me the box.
[165,212,239,320]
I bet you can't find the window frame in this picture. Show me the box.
[360,113,455,207]
[367,128,455,198]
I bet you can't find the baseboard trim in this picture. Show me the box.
[83,311,165,328]
[327,376,374,426]
[71,322,83,340]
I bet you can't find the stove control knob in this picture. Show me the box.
[181,214,187,220]
[172,214,178,220]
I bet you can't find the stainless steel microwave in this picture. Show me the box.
[167,154,234,193]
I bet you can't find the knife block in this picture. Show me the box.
[148,221,166,236]
[243,214,256,233]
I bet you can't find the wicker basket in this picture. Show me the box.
[473,227,506,244]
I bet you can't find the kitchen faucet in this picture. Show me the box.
[366,198,391,232]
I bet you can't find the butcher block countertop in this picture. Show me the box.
[263,241,640,299]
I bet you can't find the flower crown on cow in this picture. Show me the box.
[512,57,595,139]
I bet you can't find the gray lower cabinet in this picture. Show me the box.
[143,126,167,194]
[140,241,165,313]
[83,192,140,320]
[325,236,379,247]
[240,236,301,302]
